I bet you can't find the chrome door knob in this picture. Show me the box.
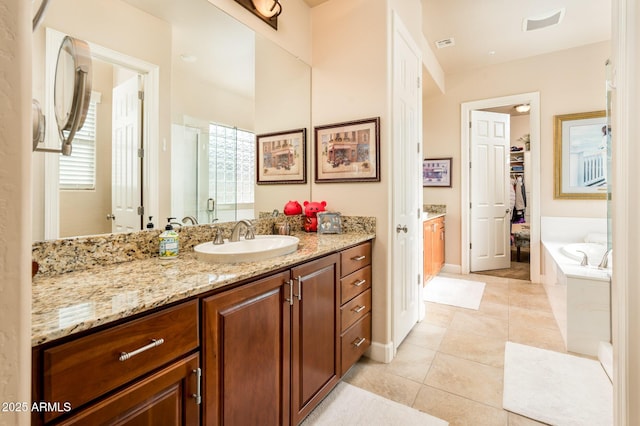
[396,225,408,233]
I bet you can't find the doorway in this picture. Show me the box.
[460,92,541,283]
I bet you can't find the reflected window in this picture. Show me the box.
[208,123,255,207]
[59,93,100,190]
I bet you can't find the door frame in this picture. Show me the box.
[44,28,159,239]
[460,92,541,282]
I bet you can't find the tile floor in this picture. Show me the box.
[342,272,571,426]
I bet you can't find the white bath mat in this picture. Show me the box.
[301,382,448,426]
[503,342,613,426]
[423,276,485,310]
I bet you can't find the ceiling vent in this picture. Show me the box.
[522,8,565,32]
[434,38,455,49]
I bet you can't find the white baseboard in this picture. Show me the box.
[366,340,395,363]
[441,263,461,274]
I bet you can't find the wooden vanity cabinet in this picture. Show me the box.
[339,242,372,375]
[423,216,445,283]
[202,254,340,426]
[33,300,200,425]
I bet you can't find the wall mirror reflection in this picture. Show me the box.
[32,0,311,241]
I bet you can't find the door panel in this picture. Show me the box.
[392,13,422,349]
[112,75,143,233]
[470,110,511,271]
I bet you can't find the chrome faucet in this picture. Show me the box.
[598,248,612,269]
[181,215,198,225]
[576,250,589,266]
[230,220,255,242]
[212,227,224,245]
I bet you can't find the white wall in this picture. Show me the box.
[0,0,31,423]
[424,41,610,266]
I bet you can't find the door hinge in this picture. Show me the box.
[138,90,144,101]
[138,148,144,158]
[417,143,420,153]
[470,202,472,209]
[418,274,421,285]
[417,76,421,89]
[470,243,472,249]
[137,206,144,216]
[469,121,472,129]
[417,208,421,219]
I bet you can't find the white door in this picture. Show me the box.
[392,13,423,349]
[470,110,511,271]
[112,75,143,233]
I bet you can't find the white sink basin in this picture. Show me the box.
[194,235,300,264]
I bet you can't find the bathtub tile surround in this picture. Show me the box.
[540,216,610,356]
[32,215,376,276]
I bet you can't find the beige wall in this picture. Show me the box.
[312,0,423,352]
[424,41,610,267]
[0,0,31,423]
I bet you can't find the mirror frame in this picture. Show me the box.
[553,110,608,200]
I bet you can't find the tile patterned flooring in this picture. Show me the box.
[342,272,568,426]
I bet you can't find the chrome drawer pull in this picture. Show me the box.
[118,338,164,362]
[351,255,366,261]
[352,337,366,347]
[353,279,366,287]
[353,305,366,313]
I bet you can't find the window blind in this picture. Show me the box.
[59,97,98,190]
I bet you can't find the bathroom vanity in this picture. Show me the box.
[31,230,373,425]
[423,214,445,283]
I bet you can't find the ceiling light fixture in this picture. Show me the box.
[515,104,531,113]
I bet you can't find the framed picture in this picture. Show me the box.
[314,117,380,183]
[423,157,452,187]
[317,212,342,234]
[554,110,608,199]
[257,128,306,184]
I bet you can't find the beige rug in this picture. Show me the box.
[503,342,613,426]
[424,276,485,310]
[301,382,448,426]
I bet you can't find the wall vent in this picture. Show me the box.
[434,38,455,49]
[522,8,565,32]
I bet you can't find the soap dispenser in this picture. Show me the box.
[159,217,179,260]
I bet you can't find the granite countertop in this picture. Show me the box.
[32,232,374,347]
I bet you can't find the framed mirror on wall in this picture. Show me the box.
[554,110,608,200]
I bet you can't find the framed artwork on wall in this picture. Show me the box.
[314,117,380,183]
[423,157,452,187]
[256,128,306,184]
[553,110,608,200]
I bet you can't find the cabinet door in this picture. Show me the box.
[58,353,200,425]
[290,254,340,425]
[423,220,434,283]
[434,219,445,273]
[202,271,291,426]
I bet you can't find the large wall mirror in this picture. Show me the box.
[32,0,311,241]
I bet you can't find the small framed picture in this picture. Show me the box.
[317,212,342,234]
[423,157,452,187]
[257,128,306,184]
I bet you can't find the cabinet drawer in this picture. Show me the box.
[341,242,371,277]
[340,313,371,376]
[43,300,198,421]
[341,289,371,331]
[340,265,371,304]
